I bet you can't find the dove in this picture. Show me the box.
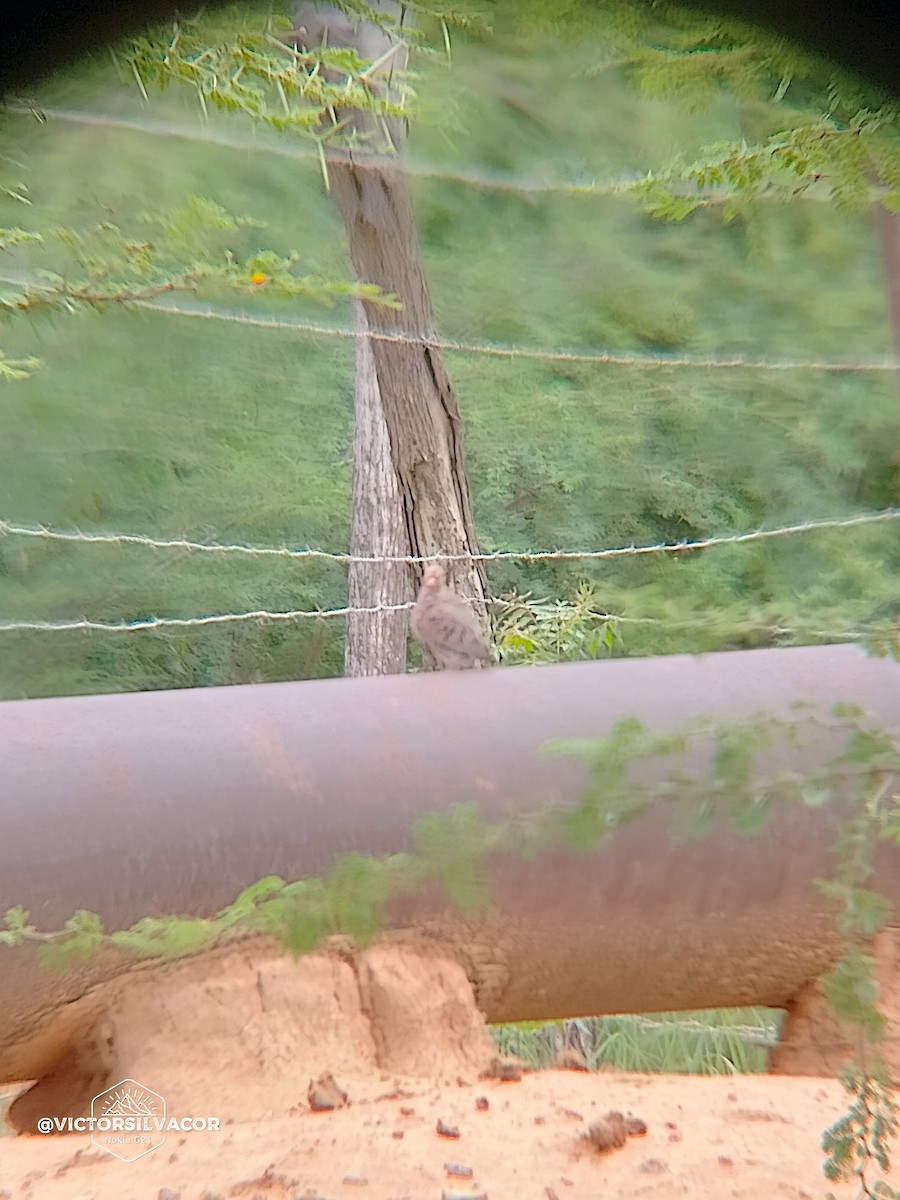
[410,564,494,670]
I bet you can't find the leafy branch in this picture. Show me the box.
[824,1067,900,1200]
[494,582,621,662]
[0,195,400,376]
[121,7,413,158]
[626,113,900,222]
[493,582,900,663]
[569,1,900,220]
[815,718,900,1198]
[0,349,41,381]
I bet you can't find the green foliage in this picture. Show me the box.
[326,852,393,943]
[810,706,900,1195]
[492,1007,779,1074]
[822,1067,900,1200]
[0,349,40,380]
[820,948,885,1042]
[494,581,620,662]
[612,9,900,219]
[218,874,287,921]
[109,915,219,957]
[881,797,900,844]
[0,227,42,250]
[542,706,849,851]
[0,905,35,945]
[0,195,398,319]
[411,802,494,911]
[1,226,45,374]
[122,5,411,156]
[627,115,900,221]
[0,192,396,383]
[39,909,105,969]
[510,0,900,222]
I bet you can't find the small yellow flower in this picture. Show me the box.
[249,271,268,286]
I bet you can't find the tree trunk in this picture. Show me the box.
[344,299,410,675]
[873,201,900,368]
[293,3,489,676]
[328,156,489,606]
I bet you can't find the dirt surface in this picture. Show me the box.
[0,942,890,1199]
[1,1070,870,1200]
[772,927,900,1078]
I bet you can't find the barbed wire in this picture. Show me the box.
[14,101,895,221]
[0,602,409,634]
[128,299,900,373]
[1,102,837,205]
[2,508,898,568]
[4,110,899,374]
[3,267,892,373]
[4,103,631,197]
[0,597,875,642]
[4,267,892,374]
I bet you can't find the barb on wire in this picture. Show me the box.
[2,508,899,566]
[131,299,900,373]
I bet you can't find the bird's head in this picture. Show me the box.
[422,564,446,591]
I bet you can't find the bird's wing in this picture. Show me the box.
[429,611,492,660]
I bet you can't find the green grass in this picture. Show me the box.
[492,1007,783,1074]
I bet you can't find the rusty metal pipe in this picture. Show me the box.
[1,644,899,1082]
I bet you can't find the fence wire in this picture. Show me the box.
[3,273,894,373]
[3,105,899,375]
[131,300,900,373]
[0,609,872,639]
[3,508,897,567]
[0,102,830,204]
[1,509,896,638]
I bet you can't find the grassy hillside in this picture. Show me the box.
[0,9,897,697]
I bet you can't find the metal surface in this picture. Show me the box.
[1,644,899,1081]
